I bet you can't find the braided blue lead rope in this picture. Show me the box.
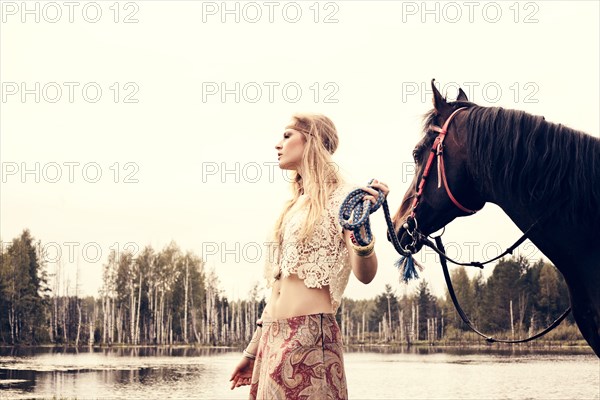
[338,180,384,246]
[339,180,420,282]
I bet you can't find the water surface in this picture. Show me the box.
[1,346,597,399]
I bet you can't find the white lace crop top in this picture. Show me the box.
[263,183,358,313]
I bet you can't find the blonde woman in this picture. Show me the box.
[229,114,389,399]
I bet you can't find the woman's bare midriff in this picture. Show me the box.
[265,273,333,320]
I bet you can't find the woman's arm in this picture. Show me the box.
[344,228,377,284]
[244,321,263,355]
[229,294,272,389]
[244,293,272,354]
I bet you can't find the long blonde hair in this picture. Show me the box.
[272,114,345,247]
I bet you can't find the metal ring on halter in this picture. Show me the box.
[429,226,445,239]
[401,241,417,254]
[401,222,420,254]
[405,217,418,238]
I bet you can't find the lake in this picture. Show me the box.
[0,346,598,399]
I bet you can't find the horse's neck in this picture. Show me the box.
[466,109,600,249]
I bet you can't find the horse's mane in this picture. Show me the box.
[423,104,600,223]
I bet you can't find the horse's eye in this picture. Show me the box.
[412,150,419,163]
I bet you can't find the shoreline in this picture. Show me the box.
[0,341,593,353]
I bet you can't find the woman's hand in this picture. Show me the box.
[361,179,390,205]
[229,356,255,390]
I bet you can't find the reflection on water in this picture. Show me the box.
[1,346,597,399]
[346,344,596,356]
[0,346,234,358]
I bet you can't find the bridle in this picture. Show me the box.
[388,105,571,344]
[402,107,480,253]
[342,104,571,344]
[339,107,571,343]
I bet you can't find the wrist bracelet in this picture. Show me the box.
[358,249,375,258]
[354,247,374,257]
[243,349,256,360]
[351,235,375,257]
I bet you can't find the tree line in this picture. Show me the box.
[0,229,582,346]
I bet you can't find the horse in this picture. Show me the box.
[391,80,600,357]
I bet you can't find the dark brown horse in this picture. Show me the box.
[392,80,600,357]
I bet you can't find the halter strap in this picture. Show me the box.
[430,106,467,136]
[410,107,479,217]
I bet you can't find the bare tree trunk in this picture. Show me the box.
[9,305,15,344]
[75,300,82,347]
[74,261,81,346]
[387,295,392,341]
[206,287,212,344]
[400,309,404,343]
[15,314,20,343]
[169,314,173,345]
[110,297,115,344]
[416,304,420,341]
[135,273,142,345]
[51,291,57,343]
[156,292,161,345]
[102,295,108,344]
[146,282,156,343]
[361,311,365,342]
[411,302,416,343]
[62,286,68,344]
[189,279,200,343]
[518,292,527,337]
[510,300,515,340]
[427,319,431,343]
[219,303,224,344]
[130,278,135,344]
[159,291,165,345]
[89,305,95,346]
[184,260,189,343]
[50,263,59,343]
[116,307,122,344]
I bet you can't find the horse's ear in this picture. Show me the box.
[457,88,468,102]
[431,79,447,113]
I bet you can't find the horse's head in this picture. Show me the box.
[391,79,486,253]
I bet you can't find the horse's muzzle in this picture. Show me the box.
[388,217,425,254]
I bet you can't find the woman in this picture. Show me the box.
[229,114,389,399]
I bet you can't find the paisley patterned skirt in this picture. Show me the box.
[249,313,348,400]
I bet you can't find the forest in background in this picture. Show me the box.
[0,229,583,347]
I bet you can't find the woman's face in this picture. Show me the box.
[275,125,306,171]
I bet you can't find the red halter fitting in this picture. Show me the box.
[409,107,480,219]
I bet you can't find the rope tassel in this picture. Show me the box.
[394,255,422,283]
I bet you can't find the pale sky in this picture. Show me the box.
[1,1,598,301]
